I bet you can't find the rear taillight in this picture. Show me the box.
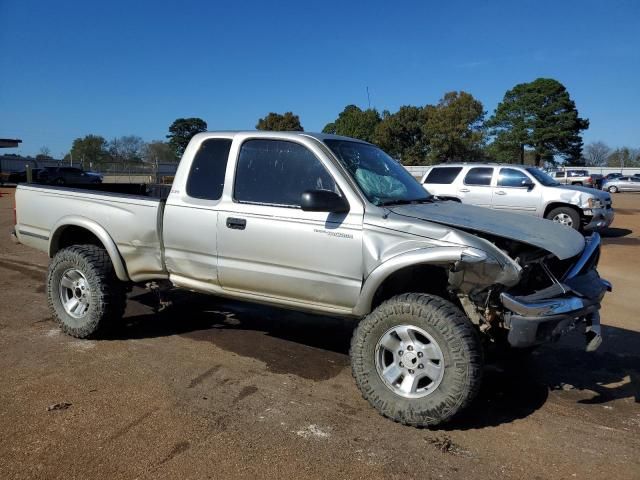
[587,177,593,183]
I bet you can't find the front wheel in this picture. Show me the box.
[350,293,483,427]
[608,186,618,193]
[47,245,127,338]
[546,206,580,230]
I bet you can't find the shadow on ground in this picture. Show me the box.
[106,290,640,428]
[601,227,632,238]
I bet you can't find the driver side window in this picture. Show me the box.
[498,168,531,187]
[234,139,338,207]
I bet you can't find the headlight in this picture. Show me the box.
[588,198,604,209]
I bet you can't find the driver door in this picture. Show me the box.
[217,138,364,310]
[492,167,541,215]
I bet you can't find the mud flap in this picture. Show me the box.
[585,311,602,353]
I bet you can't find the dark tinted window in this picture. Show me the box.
[234,139,337,207]
[464,167,493,186]
[186,138,232,200]
[424,167,463,184]
[498,168,531,187]
[554,171,565,178]
[61,168,82,173]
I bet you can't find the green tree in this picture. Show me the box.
[486,78,589,165]
[166,117,207,159]
[373,106,429,165]
[607,147,640,168]
[322,105,381,143]
[256,112,303,131]
[68,135,110,165]
[423,91,485,163]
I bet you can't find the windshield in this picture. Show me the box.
[526,167,560,187]
[324,139,430,206]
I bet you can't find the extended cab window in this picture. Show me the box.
[498,168,531,187]
[424,167,462,184]
[554,171,565,178]
[234,139,337,207]
[464,167,493,186]
[186,139,233,200]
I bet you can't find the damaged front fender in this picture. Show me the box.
[353,243,521,316]
[449,244,522,295]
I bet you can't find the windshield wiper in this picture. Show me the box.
[378,196,434,207]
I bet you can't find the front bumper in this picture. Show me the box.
[500,233,611,350]
[583,207,614,231]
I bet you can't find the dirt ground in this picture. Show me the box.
[0,186,638,480]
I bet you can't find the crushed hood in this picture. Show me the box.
[390,202,585,260]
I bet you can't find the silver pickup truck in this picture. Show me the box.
[13,131,611,427]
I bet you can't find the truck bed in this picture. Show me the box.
[26,181,172,199]
[14,183,169,282]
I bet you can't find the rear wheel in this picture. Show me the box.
[47,245,127,338]
[546,206,580,230]
[350,293,483,427]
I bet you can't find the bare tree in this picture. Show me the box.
[584,141,610,166]
[142,141,177,163]
[108,135,145,164]
[39,146,52,157]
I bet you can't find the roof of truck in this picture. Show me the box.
[195,130,371,144]
[426,162,530,167]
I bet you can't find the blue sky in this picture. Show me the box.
[1,0,638,157]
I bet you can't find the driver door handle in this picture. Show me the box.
[495,190,506,195]
[226,217,247,230]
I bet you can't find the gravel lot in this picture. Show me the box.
[1,186,638,479]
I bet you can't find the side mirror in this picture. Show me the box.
[301,190,349,213]
[522,180,535,190]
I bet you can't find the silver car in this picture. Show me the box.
[602,176,640,193]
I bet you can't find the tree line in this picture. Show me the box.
[57,77,635,168]
[254,78,592,166]
[583,141,640,169]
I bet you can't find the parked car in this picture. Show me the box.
[13,131,610,427]
[605,173,624,180]
[421,163,613,231]
[7,168,43,184]
[551,169,594,187]
[37,166,103,185]
[590,173,604,190]
[602,176,640,193]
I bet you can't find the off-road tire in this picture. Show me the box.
[350,293,483,427]
[47,245,127,338]
[545,206,581,230]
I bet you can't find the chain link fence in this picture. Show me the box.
[1,156,178,184]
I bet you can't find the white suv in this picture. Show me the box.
[421,164,614,231]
